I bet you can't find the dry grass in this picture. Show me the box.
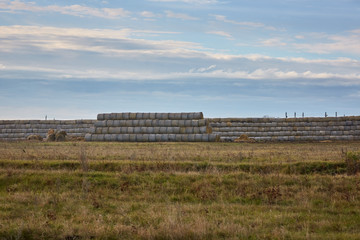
[0,141,360,239]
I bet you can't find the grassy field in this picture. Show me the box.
[0,141,360,239]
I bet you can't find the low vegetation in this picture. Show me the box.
[0,141,359,239]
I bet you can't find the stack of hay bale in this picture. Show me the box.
[0,120,95,141]
[85,112,219,142]
[209,116,360,142]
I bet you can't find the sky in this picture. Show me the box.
[0,0,360,119]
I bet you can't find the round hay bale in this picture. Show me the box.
[129,134,136,142]
[154,127,160,133]
[110,113,117,120]
[117,134,124,141]
[155,134,162,142]
[198,119,207,127]
[109,127,120,134]
[120,127,127,134]
[139,120,146,126]
[123,113,130,120]
[140,127,147,133]
[167,134,175,141]
[168,113,175,120]
[191,120,199,127]
[143,113,150,119]
[160,127,167,134]
[142,134,149,142]
[125,120,132,127]
[115,113,122,120]
[27,134,43,141]
[149,113,156,119]
[171,120,179,127]
[175,134,182,142]
[110,134,117,141]
[134,127,141,134]
[195,134,202,142]
[174,113,181,119]
[149,134,156,142]
[184,121,192,127]
[161,134,169,141]
[152,119,159,127]
[101,127,109,134]
[145,120,152,127]
[122,134,130,141]
[107,120,114,127]
[130,113,137,120]
[167,127,174,134]
[132,120,139,126]
[194,112,204,119]
[147,127,154,134]
[178,120,185,127]
[158,120,165,126]
[164,120,172,127]
[97,114,104,120]
[201,134,209,142]
[185,127,193,134]
[188,134,195,142]
[55,131,67,141]
[155,113,162,119]
[181,134,188,141]
[188,113,195,119]
[181,113,188,120]
[136,113,144,119]
[113,120,121,126]
[179,127,186,134]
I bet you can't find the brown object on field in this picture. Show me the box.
[320,140,332,143]
[27,135,43,141]
[234,134,256,143]
[67,136,85,141]
[46,129,56,142]
[55,131,67,142]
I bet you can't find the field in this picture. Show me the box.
[0,141,360,239]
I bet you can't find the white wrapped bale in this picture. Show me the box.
[169,134,176,141]
[149,134,156,142]
[175,134,182,142]
[155,134,162,142]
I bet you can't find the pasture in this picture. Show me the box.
[0,141,359,239]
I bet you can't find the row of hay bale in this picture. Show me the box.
[208,116,360,142]
[85,134,219,142]
[87,112,219,142]
[0,120,95,141]
[98,112,203,120]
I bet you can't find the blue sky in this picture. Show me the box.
[0,0,359,119]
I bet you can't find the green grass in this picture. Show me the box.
[0,141,360,239]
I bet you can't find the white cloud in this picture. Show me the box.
[140,11,157,18]
[149,0,218,4]
[165,10,198,20]
[206,31,233,39]
[292,31,360,55]
[0,0,130,18]
[212,14,279,31]
[260,38,287,47]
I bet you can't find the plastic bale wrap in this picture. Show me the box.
[97,114,105,120]
[188,134,195,142]
[147,127,154,134]
[173,134,180,142]
[168,134,176,141]
[134,127,141,134]
[194,112,204,119]
[149,113,156,119]
[109,127,120,134]
[178,120,185,127]
[145,120,152,127]
[104,134,112,141]
[195,134,202,142]
[174,113,181,119]
[179,127,186,134]
[168,113,176,120]
[136,113,143,119]
[155,134,162,142]
[110,134,117,141]
[201,134,209,142]
[101,127,109,134]
[129,134,137,142]
[160,127,167,134]
[130,113,137,120]
[181,134,188,142]
[185,127,193,134]
[123,134,130,141]
[164,120,172,127]
[154,127,160,133]
[149,134,156,142]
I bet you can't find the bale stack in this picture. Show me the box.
[209,116,360,142]
[85,112,219,142]
[0,120,95,141]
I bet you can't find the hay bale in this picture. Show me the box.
[149,113,156,119]
[85,134,92,141]
[55,130,67,142]
[149,134,156,142]
[27,134,43,141]
[46,129,56,141]
[234,134,256,143]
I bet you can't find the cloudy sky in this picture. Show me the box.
[0,0,359,119]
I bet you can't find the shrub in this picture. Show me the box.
[345,151,360,175]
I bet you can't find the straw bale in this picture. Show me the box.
[55,131,67,141]
[130,113,137,120]
[201,135,209,142]
[122,112,129,120]
[129,134,137,142]
[167,134,174,141]
[194,112,204,119]
[85,134,92,141]
[99,127,107,134]
[143,134,149,142]
[161,134,168,142]
[198,119,207,127]
[97,114,104,120]
[181,113,188,120]
[173,113,181,119]
[158,120,165,126]
[134,127,141,134]
[187,134,195,142]
[195,134,202,142]
[155,134,162,142]
[164,120,172,127]
[171,120,179,127]
[114,113,122,119]
[185,127,193,134]
[145,120,152,127]
[191,120,199,127]
[168,113,175,119]
[124,120,132,127]
[179,127,186,134]
[110,134,117,141]
[166,127,174,134]
[178,120,185,127]
[132,120,139,126]
[155,113,161,119]
[136,113,143,119]
[152,119,159,127]
[140,127,148,133]
[162,113,169,120]
[149,113,156,119]
[109,127,120,134]
[149,134,156,142]
[142,113,150,119]
[27,135,43,141]
[139,120,146,126]
[113,120,121,126]
[181,134,188,142]
[123,134,130,141]
[159,127,166,134]
[154,127,160,133]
